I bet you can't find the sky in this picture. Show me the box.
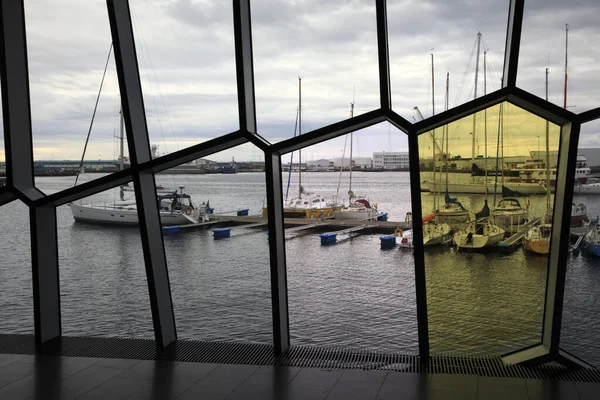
[0,0,599,163]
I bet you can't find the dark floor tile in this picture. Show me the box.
[0,375,37,400]
[201,364,259,385]
[116,360,179,381]
[0,361,35,388]
[428,389,477,399]
[76,377,150,400]
[383,372,430,389]
[526,379,580,400]
[376,382,429,400]
[175,379,238,400]
[430,374,478,394]
[338,369,388,384]
[291,368,343,390]
[284,382,331,400]
[255,365,304,381]
[51,365,125,400]
[0,353,28,367]
[174,361,219,379]
[575,382,600,400]
[477,376,528,400]
[93,357,143,369]
[225,380,288,400]
[326,379,382,400]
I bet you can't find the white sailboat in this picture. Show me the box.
[453,35,505,249]
[421,56,451,246]
[69,109,210,226]
[335,102,379,221]
[523,67,553,255]
[453,201,506,249]
[279,77,341,219]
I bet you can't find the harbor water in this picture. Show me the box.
[0,171,599,364]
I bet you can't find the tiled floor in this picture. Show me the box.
[0,353,598,399]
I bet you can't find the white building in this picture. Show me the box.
[373,152,410,170]
[306,159,334,171]
[332,157,372,169]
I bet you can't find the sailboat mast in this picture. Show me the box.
[298,76,302,198]
[119,107,125,201]
[546,67,551,211]
[484,49,488,197]
[564,24,569,109]
[349,102,354,198]
[471,32,482,181]
[445,72,449,190]
[431,53,437,211]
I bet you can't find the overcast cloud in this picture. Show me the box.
[0,0,598,163]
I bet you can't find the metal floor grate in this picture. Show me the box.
[1,334,599,383]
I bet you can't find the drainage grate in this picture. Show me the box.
[1,334,599,383]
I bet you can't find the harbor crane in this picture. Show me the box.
[413,106,444,157]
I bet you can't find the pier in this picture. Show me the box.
[162,215,411,236]
[498,217,542,248]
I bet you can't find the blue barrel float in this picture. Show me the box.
[162,225,180,234]
[380,235,396,249]
[320,232,337,245]
[212,228,231,239]
[237,208,249,216]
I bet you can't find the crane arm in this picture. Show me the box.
[413,106,443,156]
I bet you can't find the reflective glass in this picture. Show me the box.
[561,118,600,366]
[57,182,153,337]
[419,101,560,354]
[25,0,129,187]
[518,1,600,113]
[0,201,33,334]
[129,0,239,150]
[253,1,379,142]
[284,123,418,351]
[388,0,508,122]
[162,144,271,342]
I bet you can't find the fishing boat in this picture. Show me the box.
[582,220,600,256]
[574,181,600,195]
[334,102,380,221]
[523,67,553,255]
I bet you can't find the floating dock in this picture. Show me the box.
[497,217,541,248]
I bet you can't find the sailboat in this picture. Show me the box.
[334,102,380,221]
[421,56,452,245]
[68,47,210,226]
[279,77,341,219]
[523,68,553,255]
[453,35,505,249]
[582,220,600,256]
[69,110,210,226]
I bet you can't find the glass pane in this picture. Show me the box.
[130,0,238,151]
[25,0,129,188]
[0,201,33,334]
[389,0,508,121]
[561,118,600,365]
[518,2,600,113]
[253,2,379,143]
[284,123,418,352]
[419,101,560,354]
[57,182,153,337]
[162,144,271,342]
